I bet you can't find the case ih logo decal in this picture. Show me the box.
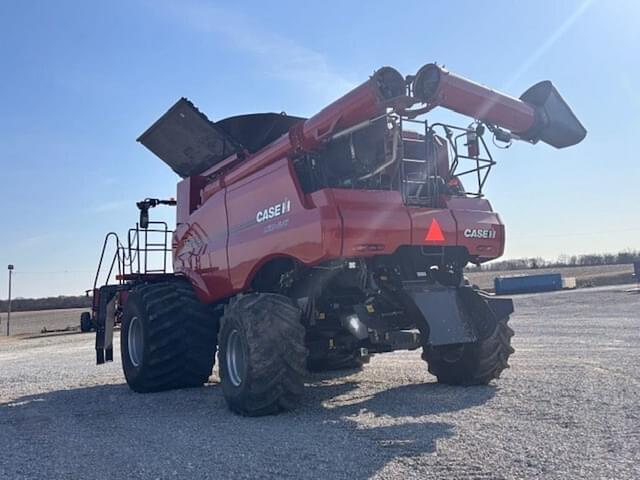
[256,199,291,223]
[463,228,497,239]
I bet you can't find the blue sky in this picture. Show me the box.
[1,0,638,298]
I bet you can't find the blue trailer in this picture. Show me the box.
[494,273,563,295]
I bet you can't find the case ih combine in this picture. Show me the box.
[85,62,585,416]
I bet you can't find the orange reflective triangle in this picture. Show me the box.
[425,218,445,242]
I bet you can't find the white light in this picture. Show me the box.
[342,313,368,340]
[347,315,360,330]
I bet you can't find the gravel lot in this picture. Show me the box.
[1,285,638,479]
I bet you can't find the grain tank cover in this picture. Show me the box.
[138,99,306,177]
[216,113,306,154]
[137,98,243,178]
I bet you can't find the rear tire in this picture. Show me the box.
[120,280,219,393]
[218,293,308,416]
[80,312,92,332]
[424,316,515,385]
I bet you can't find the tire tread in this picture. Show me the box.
[122,279,218,393]
[425,316,515,385]
[219,293,307,416]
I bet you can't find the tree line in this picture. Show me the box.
[0,295,91,313]
[466,249,640,272]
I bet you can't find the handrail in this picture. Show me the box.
[92,232,124,290]
[127,221,171,276]
[93,222,173,292]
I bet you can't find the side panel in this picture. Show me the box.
[226,158,341,293]
[173,187,231,302]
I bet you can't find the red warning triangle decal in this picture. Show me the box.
[425,218,445,242]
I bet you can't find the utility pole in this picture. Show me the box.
[7,264,13,336]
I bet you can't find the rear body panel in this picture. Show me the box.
[173,157,505,304]
[445,197,506,260]
[332,189,411,256]
[225,159,340,291]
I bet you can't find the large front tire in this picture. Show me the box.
[218,293,308,416]
[424,316,515,385]
[121,280,219,393]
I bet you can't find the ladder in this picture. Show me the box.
[399,119,441,207]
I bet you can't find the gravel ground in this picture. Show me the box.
[0,285,638,479]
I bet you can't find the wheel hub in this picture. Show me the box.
[226,329,246,387]
[128,316,144,367]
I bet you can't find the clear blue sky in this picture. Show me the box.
[1,0,638,298]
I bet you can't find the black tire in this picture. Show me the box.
[424,316,515,385]
[120,280,218,393]
[218,293,308,416]
[80,312,92,332]
[307,351,364,372]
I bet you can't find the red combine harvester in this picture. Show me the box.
[84,62,585,416]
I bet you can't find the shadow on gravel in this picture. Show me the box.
[306,377,496,461]
[308,374,497,417]
[0,375,496,479]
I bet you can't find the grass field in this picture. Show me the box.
[0,307,86,336]
[466,263,635,290]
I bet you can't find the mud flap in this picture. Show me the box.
[459,287,514,340]
[95,285,120,364]
[403,284,513,347]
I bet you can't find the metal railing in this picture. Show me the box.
[92,221,172,291]
[399,117,496,207]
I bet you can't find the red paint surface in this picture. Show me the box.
[425,65,536,134]
[173,156,505,304]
